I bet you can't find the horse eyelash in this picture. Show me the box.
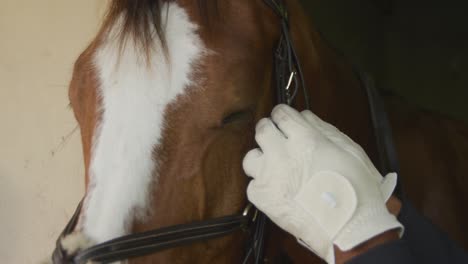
[221,110,251,126]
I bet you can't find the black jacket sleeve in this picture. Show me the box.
[345,199,468,264]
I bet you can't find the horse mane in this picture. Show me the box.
[102,0,219,56]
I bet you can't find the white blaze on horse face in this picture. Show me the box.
[82,3,205,243]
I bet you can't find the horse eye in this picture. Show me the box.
[221,110,251,126]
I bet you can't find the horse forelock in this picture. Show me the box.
[77,1,208,244]
[101,0,219,60]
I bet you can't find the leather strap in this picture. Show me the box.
[53,204,255,264]
[264,0,310,110]
[359,71,402,198]
[74,214,251,263]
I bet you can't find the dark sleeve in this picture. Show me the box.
[346,239,414,264]
[345,198,468,264]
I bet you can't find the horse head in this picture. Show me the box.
[61,0,375,263]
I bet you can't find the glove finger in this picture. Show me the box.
[255,117,286,152]
[301,110,349,144]
[302,110,382,179]
[272,104,311,138]
[247,181,281,213]
[242,148,264,178]
[247,181,266,210]
[380,172,398,202]
[300,110,323,128]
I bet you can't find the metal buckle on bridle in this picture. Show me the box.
[285,71,296,92]
[242,203,259,231]
[285,71,297,104]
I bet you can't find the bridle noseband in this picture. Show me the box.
[54,202,257,263]
[52,1,302,263]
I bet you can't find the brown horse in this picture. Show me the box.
[61,0,467,263]
[386,95,468,250]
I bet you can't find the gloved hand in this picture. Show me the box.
[243,104,403,264]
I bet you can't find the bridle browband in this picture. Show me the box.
[52,0,402,262]
[52,0,303,263]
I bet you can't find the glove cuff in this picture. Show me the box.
[296,230,335,264]
[333,204,403,251]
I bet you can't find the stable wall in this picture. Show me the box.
[0,1,107,262]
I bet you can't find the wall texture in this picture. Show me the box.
[0,1,106,262]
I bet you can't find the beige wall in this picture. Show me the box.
[0,1,107,262]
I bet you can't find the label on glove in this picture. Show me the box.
[295,171,357,239]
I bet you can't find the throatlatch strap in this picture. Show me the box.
[359,71,402,198]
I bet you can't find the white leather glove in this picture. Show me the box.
[243,104,403,264]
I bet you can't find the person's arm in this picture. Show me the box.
[335,230,401,264]
[397,198,467,263]
[335,196,408,264]
[343,238,414,264]
[339,197,468,264]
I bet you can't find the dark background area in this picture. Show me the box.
[301,0,468,122]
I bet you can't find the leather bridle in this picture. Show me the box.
[52,0,401,263]
[53,202,257,263]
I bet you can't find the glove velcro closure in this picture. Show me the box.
[295,171,358,239]
[293,171,403,263]
[294,171,358,264]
